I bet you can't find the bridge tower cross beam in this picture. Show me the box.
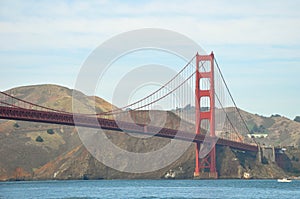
[194,52,218,179]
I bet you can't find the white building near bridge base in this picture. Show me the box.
[247,133,268,138]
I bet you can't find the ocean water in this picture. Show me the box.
[0,179,299,199]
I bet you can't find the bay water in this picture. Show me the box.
[1,179,299,199]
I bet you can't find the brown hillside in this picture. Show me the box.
[0,84,298,180]
[0,84,195,180]
[0,84,114,180]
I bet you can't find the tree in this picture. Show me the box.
[251,124,267,133]
[35,136,44,142]
[294,116,300,123]
[47,129,55,135]
[271,114,281,117]
[251,124,259,133]
[258,125,266,133]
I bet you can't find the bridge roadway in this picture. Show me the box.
[0,106,258,152]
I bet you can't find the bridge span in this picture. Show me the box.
[0,106,257,152]
[0,52,258,178]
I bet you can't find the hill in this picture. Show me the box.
[238,110,300,147]
[174,106,300,147]
[0,84,195,180]
[0,84,298,180]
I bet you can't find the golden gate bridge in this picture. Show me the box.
[0,52,258,178]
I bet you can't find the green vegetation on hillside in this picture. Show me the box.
[47,129,55,135]
[254,124,267,134]
[294,116,300,123]
[35,136,44,142]
[248,124,268,134]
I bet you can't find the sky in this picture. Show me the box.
[0,0,299,119]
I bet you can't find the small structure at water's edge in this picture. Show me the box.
[164,170,176,179]
[243,172,251,179]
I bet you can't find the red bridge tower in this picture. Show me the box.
[194,52,218,178]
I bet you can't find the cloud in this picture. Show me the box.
[0,0,299,50]
[0,0,299,118]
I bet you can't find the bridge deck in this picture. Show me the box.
[0,106,258,152]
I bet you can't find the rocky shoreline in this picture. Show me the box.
[2,145,296,182]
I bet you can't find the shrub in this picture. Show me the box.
[250,124,267,134]
[47,129,55,135]
[35,136,44,142]
[13,123,20,128]
[294,116,300,123]
[271,114,281,117]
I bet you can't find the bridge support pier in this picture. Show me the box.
[257,145,262,163]
[194,143,218,179]
[194,52,218,179]
[259,146,276,163]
